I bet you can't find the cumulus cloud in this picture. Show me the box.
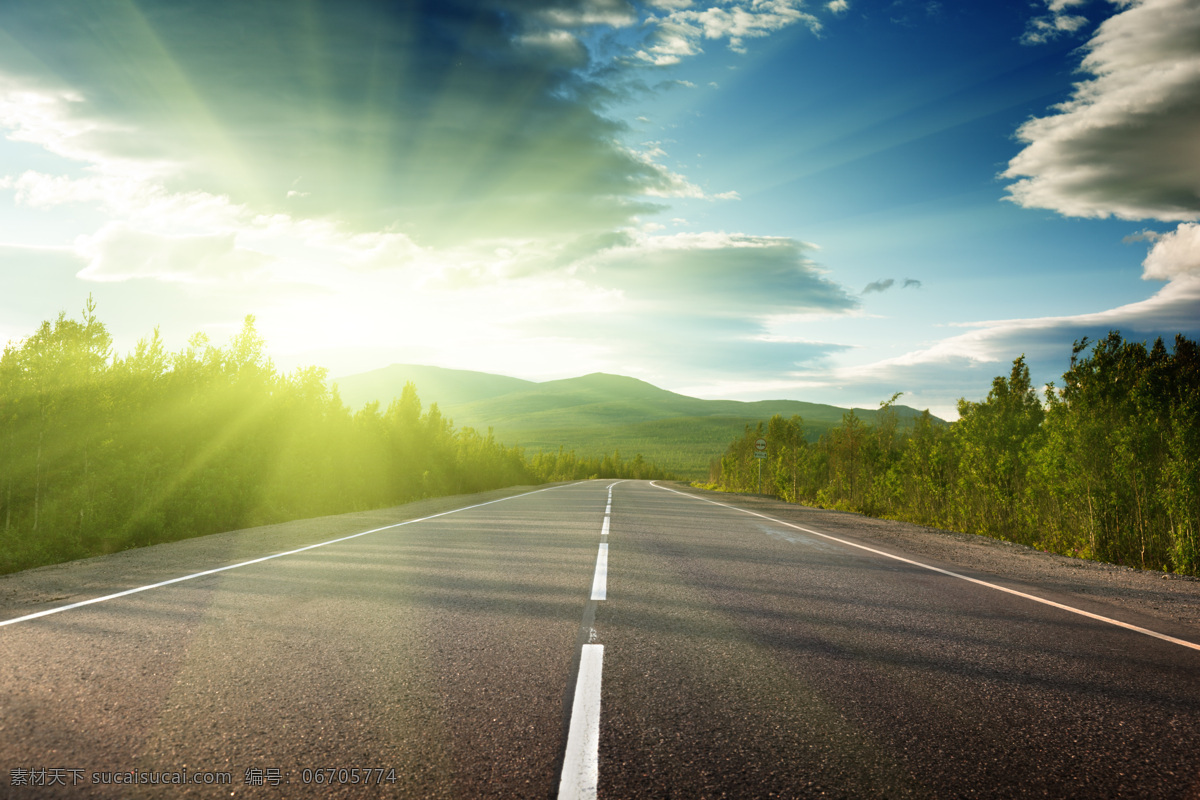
[534,0,638,29]
[1002,0,1200,223]
[1021,0,1091,45]
[634,0,823,64]
[827,0,849,12]
[686,2,822,52]
[2,170,106,208]
[75,223,273,283]
[1001,0,1200,338]
[634,19,706,65]
[1141,222,1200,281]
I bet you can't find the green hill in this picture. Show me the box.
[334,363,536,408]
[334,365,942,479]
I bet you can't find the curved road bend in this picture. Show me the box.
[1,480,1198,798]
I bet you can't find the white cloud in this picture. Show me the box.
[1003,0,1200,222]
[634,0,822,64]
[4,170,103,208]
[1141,222,1200,281]
[2,164,430,282]
[634,19,704,65]
[0,79,176,181]
[628,142,738,200]
[687,2,822,52]
[827,0,850,13]
[75,223,273,283]
[3,168,258,234]
[536,0,638,28]
[0,81,87,147]
[829,272,1200,418]
[1021,0,1090,44]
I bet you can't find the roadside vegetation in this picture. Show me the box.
[0,301,670,574]
[706,332,1200,575]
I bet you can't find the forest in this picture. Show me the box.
[708,332,1200,575]
[0,301,670,574]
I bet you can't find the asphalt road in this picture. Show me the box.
[2,480,1199,798]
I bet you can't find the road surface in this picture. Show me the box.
[1,480,1198,798]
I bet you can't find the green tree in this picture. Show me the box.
[953,356,1044,542]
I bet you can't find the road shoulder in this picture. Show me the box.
[661,481,1200,638]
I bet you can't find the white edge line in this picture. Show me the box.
[590,543,609,601]
[651,482,1200,653]
[558,643,604,800]
[1,483,584,628]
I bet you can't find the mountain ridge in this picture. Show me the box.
[333,363,943,478]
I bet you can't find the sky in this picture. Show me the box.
[0,0,1197,420]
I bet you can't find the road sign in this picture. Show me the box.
[753,451,767,459]
[754,438,767,452]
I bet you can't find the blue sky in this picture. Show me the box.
[1,0,1197,419]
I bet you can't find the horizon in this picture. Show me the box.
[329,360,947,417]
[2,0,1198,422]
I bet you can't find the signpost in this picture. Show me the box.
[753,437,767,495]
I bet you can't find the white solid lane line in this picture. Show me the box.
[652,482,1200,653]
[0,483,582,629]
[559,644,604,800]
[590,543,609,601]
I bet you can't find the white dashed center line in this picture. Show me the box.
[590,543,609,601]
[559,480,622,800]
[558,643,604,800]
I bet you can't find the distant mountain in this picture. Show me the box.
[333,364,944,479]
[334,363,536,409]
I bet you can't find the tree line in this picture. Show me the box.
[0,300,670,574]
[708,332,1200,575]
